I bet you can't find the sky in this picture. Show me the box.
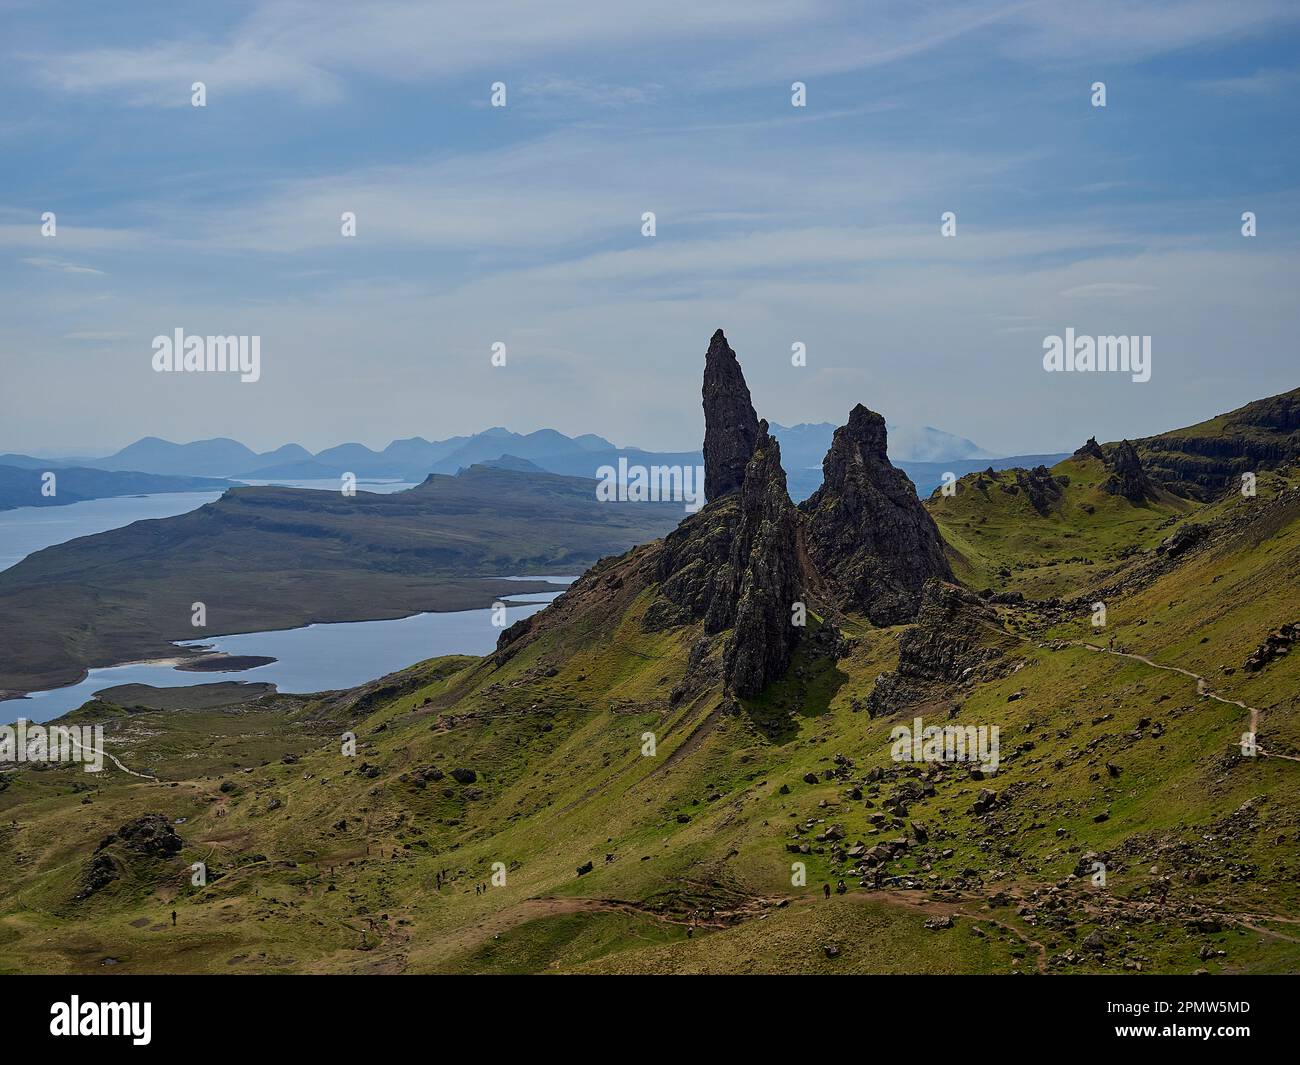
[2,0,1298,457]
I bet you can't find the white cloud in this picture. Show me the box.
[1197,68,1300,96]
[80,128,1038,257]
[21,256,105,275]
[1059,282,1157,299]
[26,0,1300,106]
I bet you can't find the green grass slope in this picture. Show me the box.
[1,469,1296,974]
[926,453,1195,598]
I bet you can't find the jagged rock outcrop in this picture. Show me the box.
[77,814,184,900]
[642,497,740,633]
[99,813,184,859]
[719,422,803,696]
[1012,465,1067,515]
[802,404,953,625]
[1244,623,1297,673]
[1075,436,1106,462]
[1075,435,1158,503]
[1103,439,1156,503]
[866,581,1014,717]
[646,427,805,693]
[702,329,759,502]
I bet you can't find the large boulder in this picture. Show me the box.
[866,581,1012,717]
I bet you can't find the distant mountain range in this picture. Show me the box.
[1,421,1024,501]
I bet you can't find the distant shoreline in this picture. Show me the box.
[0,577,571,705]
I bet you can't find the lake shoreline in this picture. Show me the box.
[1,577,575,722]
[0,577,568,702]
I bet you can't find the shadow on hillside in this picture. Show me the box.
[742,637,851,743]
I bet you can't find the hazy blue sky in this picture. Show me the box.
[2,0,1298,456]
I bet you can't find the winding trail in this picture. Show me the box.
[1070,640,1300,763]
[65,730,157,780]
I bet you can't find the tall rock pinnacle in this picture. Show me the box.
[702,329,759,502]
[721,421,803,696]
[802,404,953,626]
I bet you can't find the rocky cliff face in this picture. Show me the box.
[641,496,740,634]
[1135,387,1300,500]
[702,329,759,503]
[801,404,953,625]
[1102,439,1156,503]
[648,362,804,695]
[719,422,804,696]
[866,581,1013,717]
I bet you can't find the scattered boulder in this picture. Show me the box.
[1243,623,1297,673]
[1159,522,1209,558]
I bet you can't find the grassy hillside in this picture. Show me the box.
[926,453,1196,598]
[1,468,1296,974]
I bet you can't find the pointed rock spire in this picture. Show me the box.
[702,329,759,502]
[802,404,953,626]
[1103,439,1156,502]
[1074,436,1106,461]
[721,421,803,696]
